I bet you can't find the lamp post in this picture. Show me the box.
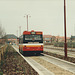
[17,30,18,37]
[24,15,31,31]
[16,30,18,45]
[19,26,21,36]
[64,0,67,58]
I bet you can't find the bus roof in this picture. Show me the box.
[23,30,43,35]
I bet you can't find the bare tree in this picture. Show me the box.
[0,23,2,38]
[0,22,6,44]
[0,22,6,38]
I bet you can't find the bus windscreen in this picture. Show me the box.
[25,35,42,40]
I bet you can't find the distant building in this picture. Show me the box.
[43,35,56,43]
[43,35,52,43]
[70,36,75,42]
[55,36,70,42]
[55,36,64,42]
[43,35,70,43]
[2,34,19,45]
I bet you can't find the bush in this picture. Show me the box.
[68,42,75,48]
[54,42,64,47]
[4,46,8,59]
[54,42,75,48]
[44,42,53,45]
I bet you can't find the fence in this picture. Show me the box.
[0,45,7,61]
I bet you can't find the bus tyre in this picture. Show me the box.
[37,53,40,56]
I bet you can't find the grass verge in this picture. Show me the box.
[0,45,38,75]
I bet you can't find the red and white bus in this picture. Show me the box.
[19,30,43,55]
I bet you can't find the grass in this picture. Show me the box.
[0,45,8,74]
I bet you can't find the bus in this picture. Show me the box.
[19,30,43,55]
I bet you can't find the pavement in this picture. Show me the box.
[44,47,75,58]
[41,53,75,74]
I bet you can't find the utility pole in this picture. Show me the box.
[24,14,31,31]
[16,30,18,45]
[17,30,18,37]
[74,24,75,36]
[64,0,67,58]
[27,15,28,31]
[19,26,21,37]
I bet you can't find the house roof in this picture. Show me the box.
[56,36,64,39]
[43,35,52,38]
[56,36,70,39]
[2,34,18,39]
[43,35,70,40]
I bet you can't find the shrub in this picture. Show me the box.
[54,42,75,48]
[54,42,64,47]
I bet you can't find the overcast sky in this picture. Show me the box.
[0,0,75,37]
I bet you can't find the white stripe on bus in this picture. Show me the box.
[19,43,43,45]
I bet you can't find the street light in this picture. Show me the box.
[24,14,31,31]
[16,30,18,45]
[19,26,21,37]
[17,30,18,37]
[64,0,67,58]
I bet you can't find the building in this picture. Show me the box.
[43,35,52,43]
[43,35,56,43]
[55,36,70,42]
[43,35,70,43]
[2,34,19,45]
[55,36,64,42]
[70,36,75,42]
